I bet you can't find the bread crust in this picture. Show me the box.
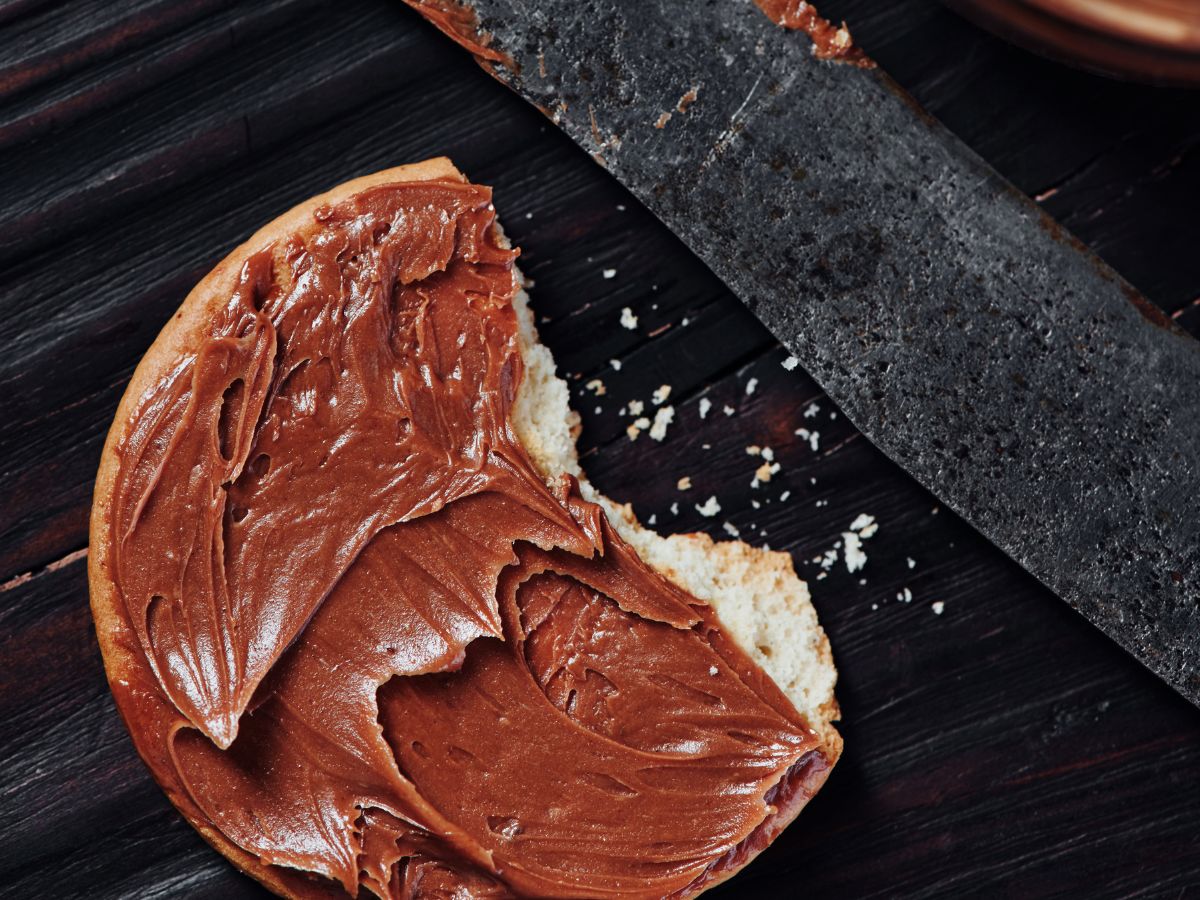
[88,157,839,899]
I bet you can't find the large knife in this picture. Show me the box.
[406,0,1200,706]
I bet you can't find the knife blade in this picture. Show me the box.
[406,0,1200,706]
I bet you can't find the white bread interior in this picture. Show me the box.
[509,278,840,758]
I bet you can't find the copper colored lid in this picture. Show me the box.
[949,0,1200,85]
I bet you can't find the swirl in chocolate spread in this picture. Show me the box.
[106,178,828,898]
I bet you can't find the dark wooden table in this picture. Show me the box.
[1,2,1198,897]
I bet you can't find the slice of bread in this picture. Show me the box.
[90,158,840,898]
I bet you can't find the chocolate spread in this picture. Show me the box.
[755,0,874,67]
[403,1,514,72]
[106,177,827,898]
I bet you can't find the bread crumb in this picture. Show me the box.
[803,402,820,419]
[842,531,867,573]
[723,405,736,417]
[652,384,672,405]
[619,307,637,329]
[907,557,916,569]
[617,204,626,211]
[698,397,712,419]
[761,447,775,462]
[610,358,622,371]
[751,499,761,509]
[677,476,692,491]
[649,406,674,441]
[604,268,618,280]
[628,399,645,415]
[837,514,879,573]
[594,405,602,414]
[722,521,740,537]
[681,316,690,326]
[746,445,762,456]
[779,490,791,502]
[815,499,828,507]
[782,356,799,371]
[626,416,651,440]
[709,665,719,676]
[931,601,945,615]
[585,378,606,396]
[695,496,721,517]
[848,513,875,532]
[795,427,820,452]
[754,461,777,483]
[647,514,657,525]
[670,501,679,515]
[897,587,913,603]
[745,377,758,396]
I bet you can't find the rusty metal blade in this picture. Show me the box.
[408,0,1200,706]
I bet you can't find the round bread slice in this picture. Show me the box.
[90,158,840,898]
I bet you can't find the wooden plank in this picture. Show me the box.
[0,0,309,149]
[0,558,263,899]
[0,0,234,98]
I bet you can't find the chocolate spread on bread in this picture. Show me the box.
[103,177,828,898]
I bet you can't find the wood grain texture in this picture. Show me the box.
[0,1,1197,897]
